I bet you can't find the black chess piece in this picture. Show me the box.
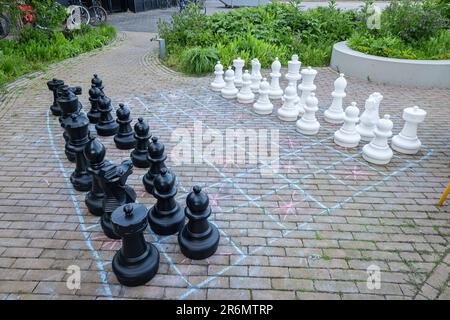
[178,186,220,260]
[87,85,102,124]
[58,87,84,163]
[47,78,65,116]
[84,135,109,216]
[114,104,136,150]
[91,74,104,92]
[148,168,185,235]
[95,93,119,136]
[112,203,160,286]
[130,118,151,168]
[142,137,167,194]
[63,113,92,192]
[98,160,137,239]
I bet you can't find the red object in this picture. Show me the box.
[18,3,35,24]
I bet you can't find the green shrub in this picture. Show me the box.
[0,24,116,87]
[180,47,219,74]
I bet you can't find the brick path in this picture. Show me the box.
[0,31,449,300]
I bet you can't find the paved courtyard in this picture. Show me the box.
[0,31,449,300]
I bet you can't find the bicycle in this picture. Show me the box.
[0,12,9,39]
[86,0,107,26]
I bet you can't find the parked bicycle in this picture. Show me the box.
[68,0,107,26]
[178,0,206,14]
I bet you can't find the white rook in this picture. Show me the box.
[392,106,427,155]
[233,57,245,88]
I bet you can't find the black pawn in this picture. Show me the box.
[57,87,80,163]
[178,186,220,260]
[148,168,185,235]
[95,94,119,136]
[63,113,92,192]
[87,85,102,124]
[47,78,65,116]
[98,160,137,239]
[84,136,108,216]
[112,204,160,286]
[130,118,151,168]
[143,137,167,194]
[91,73,104,92]
[114,104,136,150]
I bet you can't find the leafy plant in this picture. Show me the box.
[180,47,219,74]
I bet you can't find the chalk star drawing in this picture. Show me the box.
[274,190,305,221]
[342,165,378,181]
[283,159,299,174]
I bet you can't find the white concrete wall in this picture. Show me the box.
[330,41,450,89]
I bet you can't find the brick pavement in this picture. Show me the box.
[0,31,449,300]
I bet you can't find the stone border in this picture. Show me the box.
[330,41,450,89]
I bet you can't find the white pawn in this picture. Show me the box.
[233,57,245,88]
[277,83,299,122]
[250,58,262,93]
[221,67,238,99]
[324,73,347,124]
[296,93,320,135]
[362,115,393,165]
[392,106,427,155]
[334,102,361,148]
[237,70,255,104]
[285,54,302,104]
[253,78,273,115]
[298,66,317,115]
[211,61,226,92]
[268,58,283,100]
[356,96,378,141]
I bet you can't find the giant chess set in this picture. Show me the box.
[46,54,428,289]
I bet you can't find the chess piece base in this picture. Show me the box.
[296,121,320,136]
[221,90,238,99]
[324,110,344,124]
[112,242,159,286]
[87,112,101,124]
[268,90,283,100]
[101,214,121,239]
[211,83,225,92]
[131,150,150,168]
[362,144,393,165]
[334,130,361,148]
[253,104,273,115]
[50,104,62,117]
[85,192,104,216]
[237,95,255,104]
[277,108,298,122]
[148,204,185,236]
[114,134,136,150]
[70,173,92,192]
[95,123,119,137]
[391,134,421,155]
[178,225,220,260]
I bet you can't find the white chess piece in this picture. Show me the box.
[277,83,299,122]
[237,70,255,104]
[211,61,226,92]
[362,114,393,165]
[233,57,245,88]
[221,67,238,99]
[298,66,317,115]
[392,106,427,155]
[285,54,302,105]
[356,96,379,141]
[371,92,383,118]
[324,73,347,124]
[334,102,361,148]
[296,93,320,135]
[250,58,262,93]
[268,57,283,100]
[253,78,273,115]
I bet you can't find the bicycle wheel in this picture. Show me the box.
[79,6,90,25]
[88,6,107,26]
[0,13,10,39]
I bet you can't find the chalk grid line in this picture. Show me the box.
[47,88,433,300]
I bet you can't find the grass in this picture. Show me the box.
[0,23,116,88]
